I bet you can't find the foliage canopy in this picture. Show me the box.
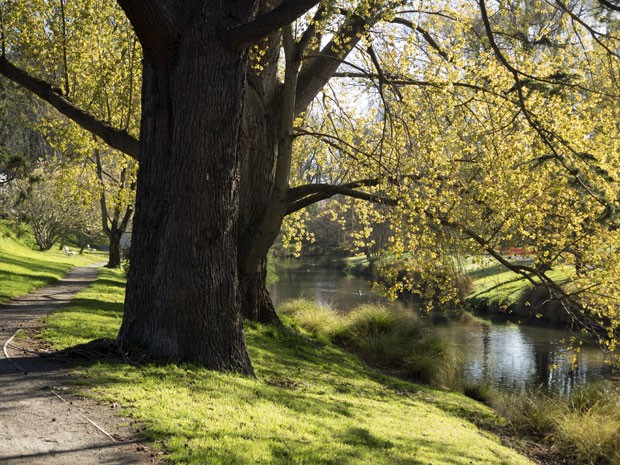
[2,0,620,366]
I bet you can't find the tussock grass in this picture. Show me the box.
[463,383,497,404]
[0,220,105,303]
[42,270,533,465]
[278,298,345,338]
[494,382,620,465]
[281,299,459,387]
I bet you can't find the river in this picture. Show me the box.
[270,262,615,395]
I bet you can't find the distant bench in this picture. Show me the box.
[64,246,76,256]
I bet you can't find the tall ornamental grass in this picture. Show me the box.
[279,299,459,387]
[494,381,620,465]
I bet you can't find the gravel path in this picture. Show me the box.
[0,264,160,464]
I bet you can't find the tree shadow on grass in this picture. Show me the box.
[62,297,124,315]
[91,278,127,289]
[0,254,69,272]
[39,321,518,465]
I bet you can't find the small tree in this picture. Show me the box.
[93,146,136,267]
[13,160,100,251]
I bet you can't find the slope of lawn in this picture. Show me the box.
[342,253,574,311]
[467,263,572,307]
[41,268,534,465]
[0,220,106,303]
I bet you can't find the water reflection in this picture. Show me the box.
[271,263,614,395]
[440,323,607,395]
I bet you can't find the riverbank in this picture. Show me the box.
[335,254,576,326]
[38,268,534,465]
[466,263,574,325]
[280,297,620,465]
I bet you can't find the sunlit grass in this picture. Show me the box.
[468,265,572,307]
[281,300,460,388]
[0,221,107,302]
[42,269,533,465]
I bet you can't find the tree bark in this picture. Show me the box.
[118,4,253,373]
[237,28,282,324]
[106,230,122,268]
[239,258,279,324]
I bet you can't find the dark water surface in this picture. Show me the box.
[270,263,615,395]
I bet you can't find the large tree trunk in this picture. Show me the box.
[238,29,282,324]
[118,6,253,373]
[239,258,279,324]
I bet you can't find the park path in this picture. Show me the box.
[0,264,159,465]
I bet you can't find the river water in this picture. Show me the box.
[270,263,615,395]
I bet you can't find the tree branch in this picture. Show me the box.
[555,0,620,58]
[295,5,326,60]
[391,17,451,62]
[223,0,320,49]
[286,172,430,214]
[478,0,614,210]
[94,148,111,235]
[273,24,299,197]
[598,0,620,12]
[0,56,140,160]
[438,213,609,342]
[286,183,397,215]
[0,3,5,56]
[288,178,381,202]
[294,9,372,115]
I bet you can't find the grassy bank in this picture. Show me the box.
[339,254,575,323]
[0,221,106,303]
[278,299,460,387]
[41,268,533,465]
[467,263,571,307]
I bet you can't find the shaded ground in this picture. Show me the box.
[0,264,161,464]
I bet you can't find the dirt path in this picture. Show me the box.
[0,264,160,464]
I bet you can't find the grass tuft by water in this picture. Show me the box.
[493,382,620,465]
[280,299,460,388]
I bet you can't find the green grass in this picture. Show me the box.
[0,221,106,303]
[42,269,534,465]
[494,383,620,465]
[467,264,572,307]
[279,300,460,387]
